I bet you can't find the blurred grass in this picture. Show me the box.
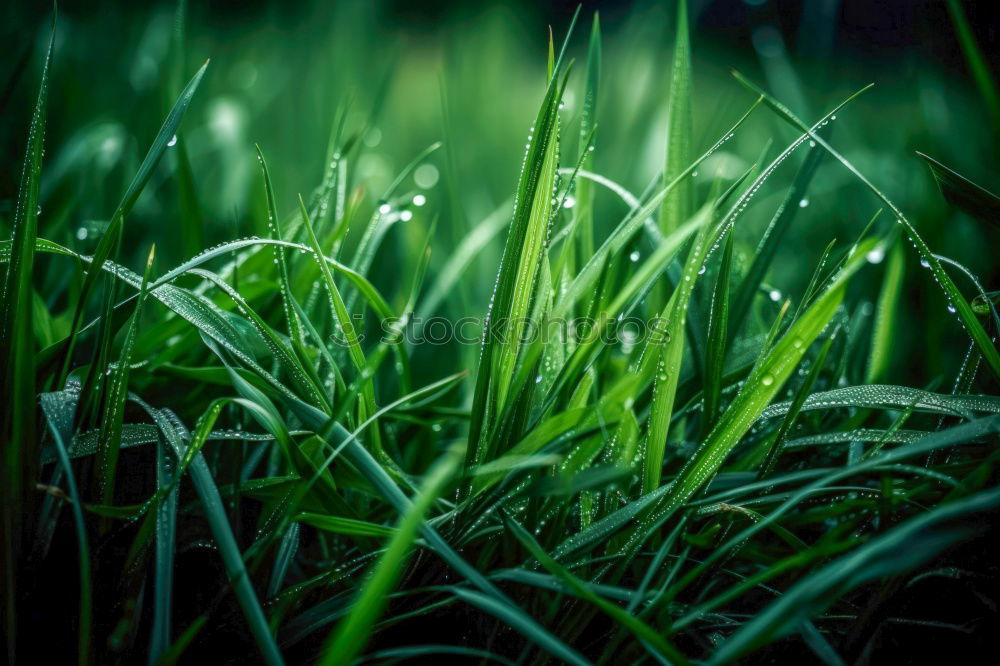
[1,4,995,395]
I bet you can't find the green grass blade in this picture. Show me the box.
[642,221,713,494]
[658,0,692,237]
[297,194,384,459]
[866,239,904,383]
[318,447,461,666]
[917,151,1000,230]
[294,514,395,539]
[149,435,179,665]
[702,231,734,439]
[267,523,300,598]
[98,245,155,508]
[173,135,205,259]
[576,12,601,260]
[256,146,304,343]
[945,0,1000,125]
[758,384,1000,421]
[758,334,835,479]
[0,20,53,659]
[466,59,568,472]
[729,135,828,337]
[39,388,92,666]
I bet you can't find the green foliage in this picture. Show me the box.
[2,3,999,665]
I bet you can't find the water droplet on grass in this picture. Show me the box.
[415,165,440,189]
[865,246,885,264]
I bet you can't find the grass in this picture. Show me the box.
[2,1,1000,664]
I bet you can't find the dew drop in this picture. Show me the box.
[798,198,809,208]
[761,374,774,386]
[865,247,885,264]
[629,251,640,262]
[167,134,178,147]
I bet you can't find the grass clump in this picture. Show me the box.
[2,2,1000,664]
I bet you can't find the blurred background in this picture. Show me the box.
[2,0,998,386]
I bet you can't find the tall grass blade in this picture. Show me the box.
[917,151,1000,230]
[866,239,904,382]
[945,0,1000,125]
[465,13,575,473]
[758,334,834,479]
[256,146,304,343]
[39,387,92,666]
[702,231,734,438]
[576,12,601,260]
[659,0,692,237]
[0,19,54,661]
[149,434,179,665]
[97,245,155,509]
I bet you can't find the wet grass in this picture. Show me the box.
[2,2,1000,664]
